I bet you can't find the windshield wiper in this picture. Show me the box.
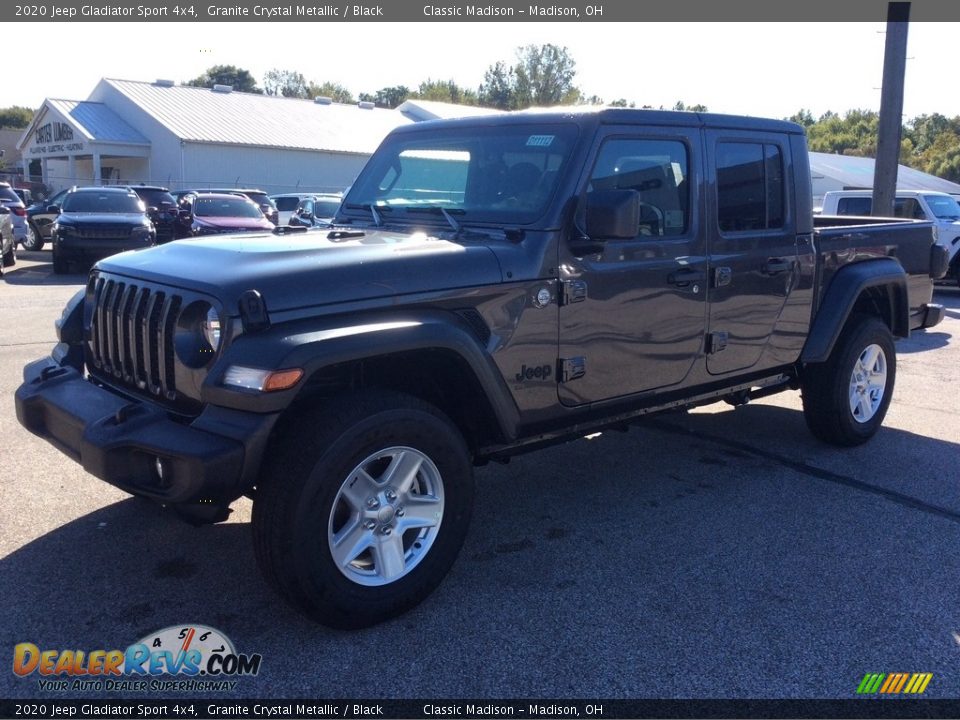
[344,203,386,226]
[405,206,465,234]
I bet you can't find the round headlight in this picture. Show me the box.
[203,306,221,351]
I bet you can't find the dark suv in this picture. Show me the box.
[130,186,179,242]
[204,188,278,225]
[50,187,156,273]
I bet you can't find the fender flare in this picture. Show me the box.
[801,258,909,364]
[203,309,521,440]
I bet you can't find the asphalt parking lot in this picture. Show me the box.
[1,249,959,701]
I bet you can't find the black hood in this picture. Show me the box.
[95,228,504,314]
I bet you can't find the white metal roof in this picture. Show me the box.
[99,78,413,154]
[810,151,960,195]
[20,99,149,147]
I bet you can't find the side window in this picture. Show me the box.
[837,197,872,216]
[588,138,689,237]
[893,198,925,220]
[716,141,784,232]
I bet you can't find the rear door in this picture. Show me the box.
[704,131,800,375]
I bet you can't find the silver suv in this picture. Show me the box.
[0,182,34,249]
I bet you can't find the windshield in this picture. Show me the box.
[136,189,177,207]
[342,123,578,225]
[194,197,264,219]
[63,192,144,213]
[925,194,960,220]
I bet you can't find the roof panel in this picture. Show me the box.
[47,99,149,144]
[809,151,960,194]
[103,79,413,153]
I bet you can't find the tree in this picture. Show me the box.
[415,79,477,105]
[306,81,355,104]
[478,61,515,110]
[185,65,261,93]
[0,106,34,129]
[359,86,411,109]
[263,69,308,98]
[788,109,815,128]
[673,101,708,112]
[512,44,580,108]
[609,98,635,108]
[478,45,581,110]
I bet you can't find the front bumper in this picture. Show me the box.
[919,303,945,329]
[15,357,268,506]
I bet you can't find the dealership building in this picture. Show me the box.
[15,78,496,195]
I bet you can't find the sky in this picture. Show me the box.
[3,22,960,122]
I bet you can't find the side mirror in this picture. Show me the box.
[584,190,640,240]
[46,205,61,214]
[147,205,159,214]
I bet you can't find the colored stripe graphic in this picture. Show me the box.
[856,672,932,694]
[857,674,885,694]
[904,673,933,694]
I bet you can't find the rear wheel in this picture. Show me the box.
[801,314,896,446]
[252,391,474,629]
[2,241,14,267]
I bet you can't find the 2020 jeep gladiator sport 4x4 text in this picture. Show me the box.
[16,109,948,628]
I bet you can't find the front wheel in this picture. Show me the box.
[21,224,44,251]
[252,391,474,629]
[801,314,896,446]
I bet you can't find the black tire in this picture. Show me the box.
[2,243,14,268]
[801,314,896,447]
[22,224,44,251]
[52,246,70,274]
[253,390,474,629]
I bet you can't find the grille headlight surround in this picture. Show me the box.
[174,301,222,368]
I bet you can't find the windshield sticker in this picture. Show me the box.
[526,135,555,147]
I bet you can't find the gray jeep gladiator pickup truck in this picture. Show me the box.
[16,109,948,628]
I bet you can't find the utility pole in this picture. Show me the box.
[872,2,910,217]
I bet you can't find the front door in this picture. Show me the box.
[558,128,707,407]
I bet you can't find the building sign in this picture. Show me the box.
[27,119,84,157]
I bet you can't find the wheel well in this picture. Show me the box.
[850,284,906,337]
[284,350,506,454]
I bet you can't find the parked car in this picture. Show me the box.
[49,186,156,273]
[25,188,72,250]
[178,192,275,236]
[130,186,179,242]
[0,181,34,251]
[204,188,279,225]
[821,189,960,286]
[288,193,343,228]
[269,193,314,225]
[13,188,33,205]
[0,205,16,276]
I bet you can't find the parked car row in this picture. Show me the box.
[4,183,344,276]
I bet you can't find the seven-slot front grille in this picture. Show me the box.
[72,224,137,240]
[88,276,182,401]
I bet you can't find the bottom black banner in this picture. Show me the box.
[4,699,960,720]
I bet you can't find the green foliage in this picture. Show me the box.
[415,79,477,105]
[359,86,411,109]
[478,44,581,110]
[185,65,261,93]
[307,82,355,104]
[788,108,960,183]
[0,106,34,129]
[263,69,308,98]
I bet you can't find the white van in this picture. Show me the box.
[821,189,960,285]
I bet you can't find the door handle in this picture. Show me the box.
[763,258,793,274]
[667,269,706,287]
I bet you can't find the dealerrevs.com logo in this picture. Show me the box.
[12,625,262,692]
